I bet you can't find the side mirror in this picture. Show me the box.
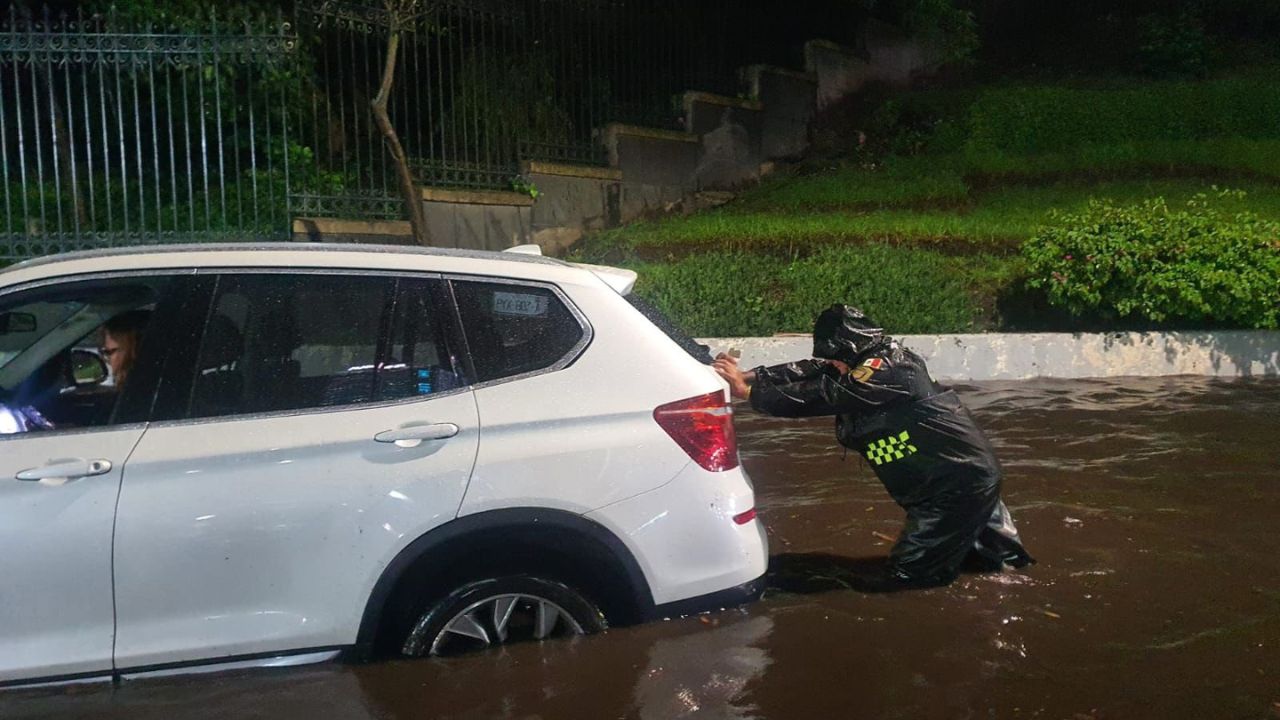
[0,311,36,335]
[70,349,109,386]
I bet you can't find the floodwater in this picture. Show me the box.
[4,377,1279,720]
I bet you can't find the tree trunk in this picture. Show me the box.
[371,24,432,247]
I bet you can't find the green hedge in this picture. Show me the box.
[963,138,1280,179]
[1023,190,1280,328]
[964,75,1280,156]
[627,245,1007,337]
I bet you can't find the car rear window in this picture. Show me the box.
[625,294,713,365]
[451,280,585,383]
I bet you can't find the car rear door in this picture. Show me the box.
[449,277,692,517]
[111,270,480,669]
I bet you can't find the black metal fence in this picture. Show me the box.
[1,0,862,259]
[296,0,739,207]
[298,0,862,200]
[0,6,297,258]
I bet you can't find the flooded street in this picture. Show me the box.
[5,377,1279,720]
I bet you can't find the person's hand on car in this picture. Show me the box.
[713,353,752,400]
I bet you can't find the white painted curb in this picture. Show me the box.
[697,332,1280,382]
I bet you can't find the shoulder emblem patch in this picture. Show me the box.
[851,366,875,383]
[862,358,885,370]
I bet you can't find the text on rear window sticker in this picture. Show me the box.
[492,291,549,317]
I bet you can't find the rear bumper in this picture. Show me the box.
[648,573,767,620]
[585,463,768,608]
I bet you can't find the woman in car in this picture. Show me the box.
[0,309,149,433]
[101,310,150,390]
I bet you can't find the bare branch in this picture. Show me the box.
[371,0,432,246]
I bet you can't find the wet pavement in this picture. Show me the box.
[5,377,1279,719]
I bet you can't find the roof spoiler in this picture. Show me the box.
[503,244,543,256]
[569,262,637,295]
[502,243,636,295]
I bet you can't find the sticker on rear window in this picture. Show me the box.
[492,291,549,317]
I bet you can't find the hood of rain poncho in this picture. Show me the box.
[811,304,887,364]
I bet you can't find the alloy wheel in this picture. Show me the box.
[426,593,586,656]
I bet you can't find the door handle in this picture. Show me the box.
[374,423,460,448]
[16,458,113,482]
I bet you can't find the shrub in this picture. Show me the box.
[1135,11,1212,78]
[1023,190,1280,329]
[895,0,980,68]
[866,90,976,156]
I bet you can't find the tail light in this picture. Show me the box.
[653,391,740,472]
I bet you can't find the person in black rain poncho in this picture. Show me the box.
[713,304,1034,590]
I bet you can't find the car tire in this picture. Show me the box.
[400,575,606,657]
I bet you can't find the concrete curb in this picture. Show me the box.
[697,332,1280,381]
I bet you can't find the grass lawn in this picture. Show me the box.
[622,247,1021,336]
[586,176,1280,254]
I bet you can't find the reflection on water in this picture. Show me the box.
[634,616,773,720]
[2,377,1278,720]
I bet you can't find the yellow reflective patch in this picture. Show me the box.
[864,430,918,466]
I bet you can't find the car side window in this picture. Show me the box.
[376,277,468,401]
[0,276,174,435]
[187,273,462,420]
[450,280,586,383]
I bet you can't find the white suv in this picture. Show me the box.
[0,244,767,686]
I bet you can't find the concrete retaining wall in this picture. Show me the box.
[698,332,1280,381]
[683,92,765,189]
[804,23,938,110]
[291,218,414,245]
[804,40,877,110]
[743,65,817,160]
[421,188,533,251]
[602,124,701,223]
[862,19,941,88]
[525,161,621,233]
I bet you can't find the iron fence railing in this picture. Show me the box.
[1,1,863,259]
[292,0,862,197]
[0,6,297,259]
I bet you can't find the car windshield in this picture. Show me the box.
[0,300,86,372]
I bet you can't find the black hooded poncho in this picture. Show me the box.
[748,305,1033,581]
